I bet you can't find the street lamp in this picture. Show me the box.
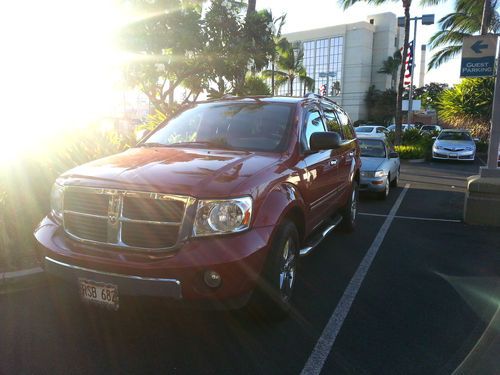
[398,14,435,125]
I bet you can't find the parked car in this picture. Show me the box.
[432,129,476,161]
[420,125,442,134]
[34,95,361,318]
[354,125,388,139]
[387,124,416,132]
[358,137,400,199]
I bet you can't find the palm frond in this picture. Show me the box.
[428,45,462,70]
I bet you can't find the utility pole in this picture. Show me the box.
[398,14,434,125]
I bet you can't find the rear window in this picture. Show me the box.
[356,126,374,133]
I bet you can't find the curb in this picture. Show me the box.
[0,267,45,287]
[407,158,426,164]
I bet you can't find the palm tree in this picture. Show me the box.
[378,50,402,89]
[263,39,314,96]
[425,0,499,69]
[340,0,412,145]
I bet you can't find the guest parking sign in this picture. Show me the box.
[460,35,497,78]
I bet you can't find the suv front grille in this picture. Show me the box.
[62,187,192,251]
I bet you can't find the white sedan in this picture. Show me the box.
[354,125,389,139]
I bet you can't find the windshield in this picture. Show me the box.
[359,138,386,158]
[356,126,374,133]
[144,102,294,152]
[438,132,472,141]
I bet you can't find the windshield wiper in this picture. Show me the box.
[167,141,233,149]
[139,142,168,148]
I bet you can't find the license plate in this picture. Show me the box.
[449,153,458,158]
[79,278,119,310]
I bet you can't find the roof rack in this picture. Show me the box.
[304,92,337,105]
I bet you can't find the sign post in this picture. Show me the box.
[463,35,500,226]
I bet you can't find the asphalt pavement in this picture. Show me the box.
[1,160,499,375]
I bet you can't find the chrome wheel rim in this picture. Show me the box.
[279,239,296,302]
[350,187,357,221]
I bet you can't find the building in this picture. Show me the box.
[282,12,403,121]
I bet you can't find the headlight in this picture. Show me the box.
[361,171,374,177]
[434,145,443,150]
[465,146,475,151]
[374,170,386,178]
[193,197,252,236]
[50,183,64,221]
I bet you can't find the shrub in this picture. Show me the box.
[395,145,426,159]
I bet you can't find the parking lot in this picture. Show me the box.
[1,160,499,375]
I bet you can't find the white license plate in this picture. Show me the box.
[449,153,458,158]
[79,278,119,310]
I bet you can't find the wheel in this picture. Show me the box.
[341,180,358,232]
[377,176,390,200]
[247,220,299,320]
[390,168,399,187]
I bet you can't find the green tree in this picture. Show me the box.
[262,39,313,96]
[378,50,402,89]
[365,86,397,124]
[413,82,448,109]
[242,76,271,95]
[437,78,494,138]
[118,1,206,113]
[425,0,499,69]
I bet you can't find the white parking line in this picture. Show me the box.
[359,212,461,223]
[301,184,410,375]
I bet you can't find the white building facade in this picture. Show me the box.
[282,12,403,121]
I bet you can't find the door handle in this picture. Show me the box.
[330,159,338,166]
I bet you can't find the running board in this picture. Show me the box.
[299,215,343,257]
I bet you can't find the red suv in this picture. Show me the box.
[35,95,361,317]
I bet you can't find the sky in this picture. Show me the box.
[257,0,460,85]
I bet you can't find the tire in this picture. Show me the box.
[377,176,390,200]
[390,168,399,187]
[247,220,299,320]
[341,180,358,232]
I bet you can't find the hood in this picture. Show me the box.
[60,147,282,197]
[434,139,475,149]
[360,157,384,171]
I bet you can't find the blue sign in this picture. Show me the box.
[460,35,497,78]
[461,56,495,77]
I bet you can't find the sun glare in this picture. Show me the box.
[0,0,130,164]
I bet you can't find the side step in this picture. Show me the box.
[299,215,343,257]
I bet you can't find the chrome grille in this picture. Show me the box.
[62,187,192,251]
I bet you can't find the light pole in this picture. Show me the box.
[398,14,434,124]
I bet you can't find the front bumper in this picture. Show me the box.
[432,149,475,160]
[35,216,274,303]
[359,176,387,192]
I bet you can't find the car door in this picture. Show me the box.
[302,106,342,230]
[385,139,399,177]
[335,107,357,193]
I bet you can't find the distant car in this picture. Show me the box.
[432,129,476,161]
[387,124,416,132]
[358,137,400,199]
[420,125,442,134]
[354,125,388,139]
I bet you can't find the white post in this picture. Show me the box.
[483,40,500,173]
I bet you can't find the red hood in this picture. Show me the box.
[60,147,282,197]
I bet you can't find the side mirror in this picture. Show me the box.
[432,136,437,140]
[310,132,341,151]
[473,138,480,142]
[389,151,399,159]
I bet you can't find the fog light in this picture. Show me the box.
[203,270,222,288]
[372,180,384,185]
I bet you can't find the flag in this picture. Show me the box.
[401,41,414,87]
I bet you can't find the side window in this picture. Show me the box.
[376,127,384,133]
[337,109,355,140]
[323,106,343,138]
[303,110,326,149]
